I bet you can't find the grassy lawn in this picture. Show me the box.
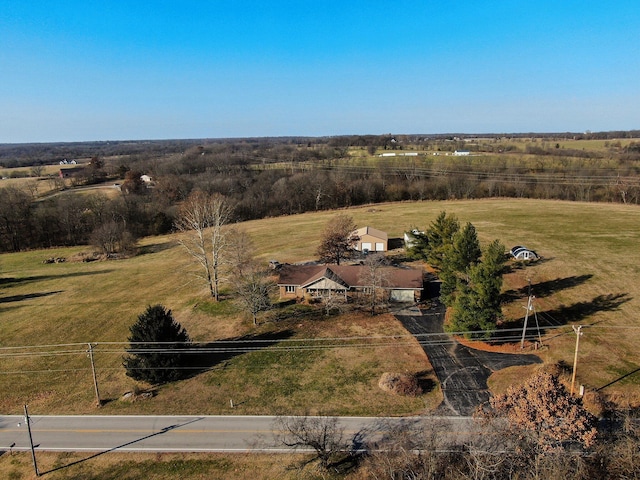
[0,451,339,480]
[0,231,435,415]
[1,199,640,417]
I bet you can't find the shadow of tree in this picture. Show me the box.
[0,304,25,315]
[502,274,594,304]
[499,293,631,337]
[0,269,114,288]
[597,367,640,392]
[415,370,437,394]
[540,293,631,326]
[0,290,63,303]
[502,256,554,274]
[39,417,204,476]
[183,329,296,379]
[137,240,178,256]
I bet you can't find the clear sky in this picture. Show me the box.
[1,1,639,143]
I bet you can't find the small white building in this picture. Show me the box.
[453,150,470,156]
[510,246,539,261]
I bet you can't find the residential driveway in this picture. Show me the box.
[394,304,542,416]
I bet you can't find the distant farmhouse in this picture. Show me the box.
[277,264,423,303]
[353,226,388,253]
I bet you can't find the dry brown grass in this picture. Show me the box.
[232,199,640,409]
[1,199,639,415]
[0,451,331,480]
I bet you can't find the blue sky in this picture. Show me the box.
[1,1,639,143]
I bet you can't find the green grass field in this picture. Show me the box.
[1,199,640,418]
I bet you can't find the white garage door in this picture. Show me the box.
[375,242,385,251]
[390,290,414,302]
[361,242,372,252]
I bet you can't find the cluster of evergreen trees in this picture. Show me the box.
[410,212,506,338]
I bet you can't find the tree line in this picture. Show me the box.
[1,136,640,253]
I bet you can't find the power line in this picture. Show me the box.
[1,323,637,360]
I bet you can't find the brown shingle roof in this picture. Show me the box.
[278,264,423,290]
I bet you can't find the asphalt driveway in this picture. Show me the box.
[394,304,541,416]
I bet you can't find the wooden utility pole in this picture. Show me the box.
[87,343,102,406]
[570,325,583,395]
[24,404,39,476]
[520,280,542,349]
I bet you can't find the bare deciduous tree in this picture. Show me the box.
[233,265,275,325]
[174,190,233,300]
[359,253,390,316]
[90,220,135,256]
[316,214,358,265]
[359,418,453,479]
[274,414,348,470]
[320,289,348,317]
[224,227,255,279]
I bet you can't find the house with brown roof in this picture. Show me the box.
[353,226,388,252]
[277,264,423,303]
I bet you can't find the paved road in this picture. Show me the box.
[0,415,474,453]
[395,304,542,416]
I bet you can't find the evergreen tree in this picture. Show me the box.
[452,222,482,271]
[408,211,460,270]
[439,222,481,307]
[447,240,505,338]
[471,239,505,317]
[425,211,460,271]
[123,305,191,384]
[438,247,458,307]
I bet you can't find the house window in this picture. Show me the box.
[285,285,296,294]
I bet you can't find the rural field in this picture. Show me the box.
[1,198,639,418]
[2,197,640,479]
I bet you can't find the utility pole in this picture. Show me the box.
[87,343,102,406]
[570,325,583,395]
[520,280,541,349]
[24,404,39,477]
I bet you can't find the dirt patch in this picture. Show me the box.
[455,336,537,354]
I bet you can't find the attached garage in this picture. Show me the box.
[389,289,416,302]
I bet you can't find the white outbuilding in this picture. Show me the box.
[510,245,539,261]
